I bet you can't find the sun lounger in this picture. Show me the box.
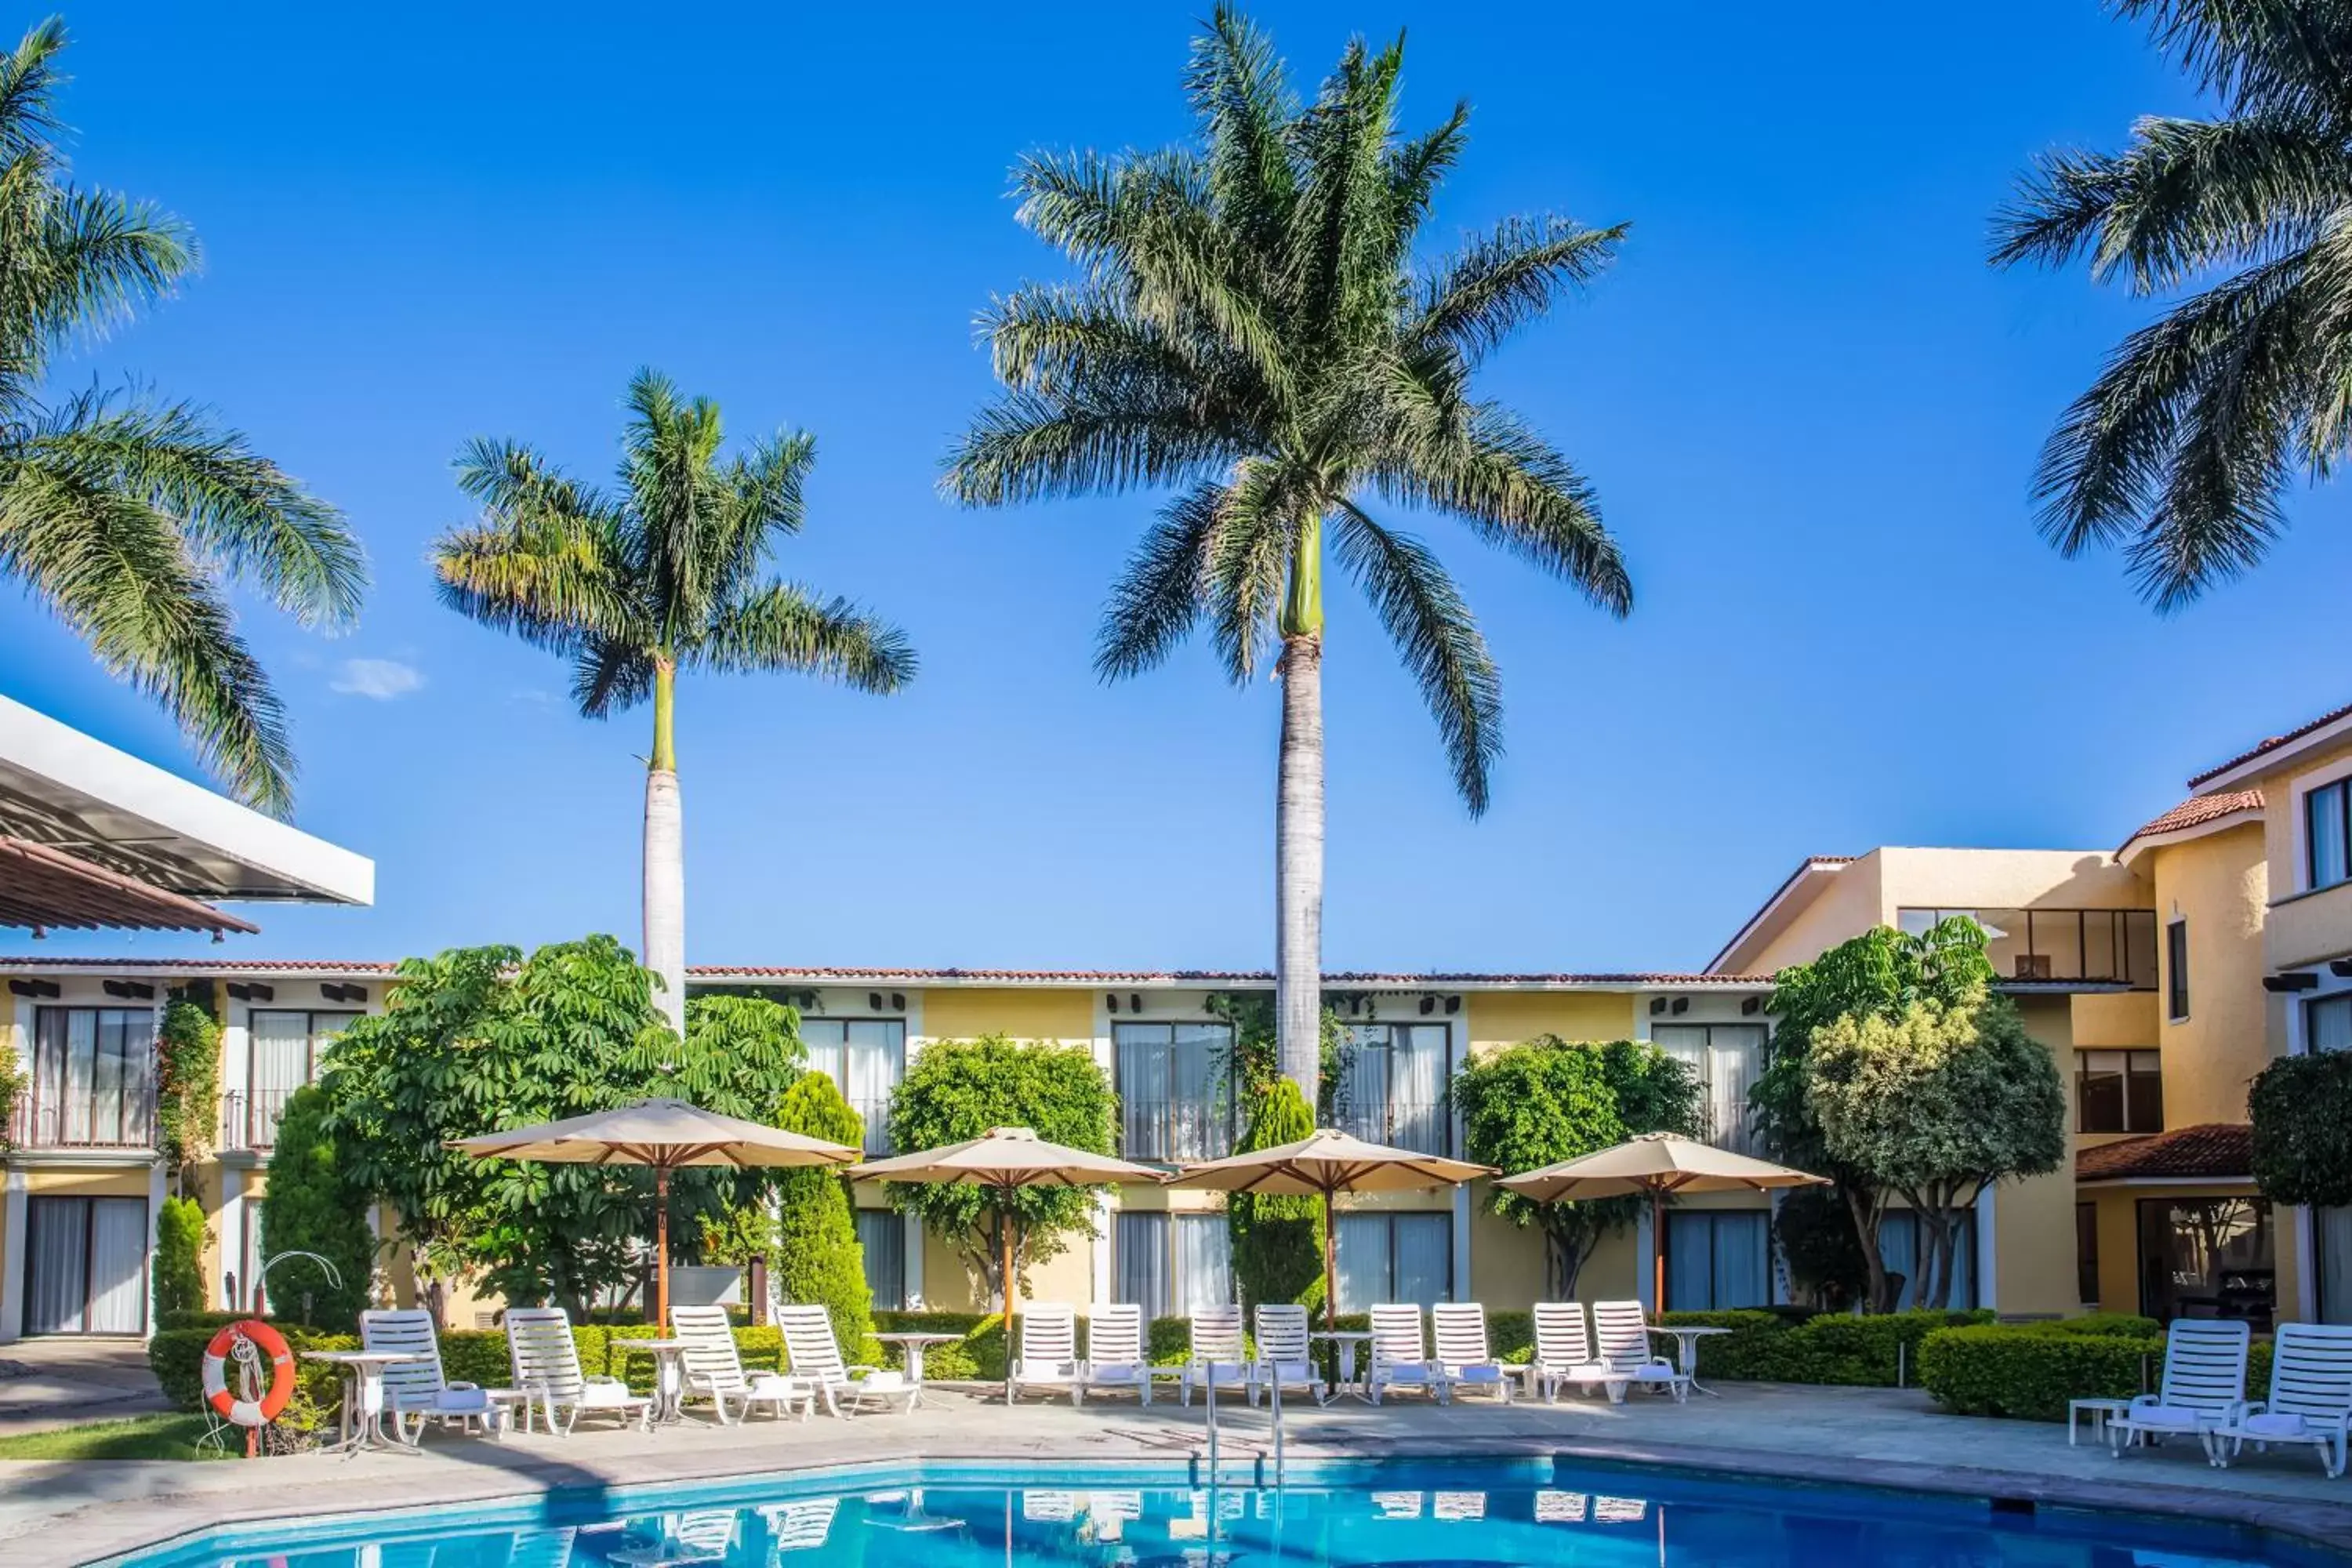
[1008,1303,1083,1404]
[1592,1301,1688,1402]
[2109,1319,2249,1457]
[361,1307,515,1441]
[779,1304,913,1417]
[1432,1302,1511,1403]
[2202,1322,2351,1477]
[1530,1302,1629,1403]
[1082,1303,1152,1403]
[670,1302,811,1423]
[1181,1304,1250,1405]
[1251,1302,1326,1406]
[1367,1304,1450,1404]
[505,1306,651,1436]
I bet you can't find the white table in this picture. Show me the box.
[1647,1325,1733,1396]
[2069,1396,2136,1446]
[611,1338,690,1425]
[873,1331,961,1409]
[303,1349,424,1454]
[1311,1330,1375,1403]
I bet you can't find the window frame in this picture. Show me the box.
[2074,1048,2163,1134]
[851,1207,906,1312]
[27,1005,157,1147]
[1662,1209,1772,1311]
[244,1007,363,1147]
[1332,1021,1457,1157]
[2307,992,2352,1054]
[2076,1203,2101,1306]
[2135,1196,2274,1331]
[1111,1210,1233,1319]
[2165,919,2190,1022]
[1331,1210,1454,1311]
[1110,1019,1238,1163]
[797,1017,908,1155]
[2307,777,2352,892]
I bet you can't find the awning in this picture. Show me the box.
[0,836,258,936]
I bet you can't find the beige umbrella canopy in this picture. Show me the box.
[1497,1132,1827,1312]
[848,1127,1165,1316]
[1167,1129,1494,1327]
[451,1098,859,1326]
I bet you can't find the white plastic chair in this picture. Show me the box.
[1082,1304,1152,1404]
[1431,1302,1511,1403]
[2110,1319,2250,1457]
[1530,1302,1628,1403]
[757,1500,840,1553]
[778,1305,912,1417]
[361,1308,510,1441]
[1368,1304,1450,1404]
[2203,1323,2352,1477]
[1592,1301,1689,1402]
[1251,1303,1326,1407]
[1008,1303,1083,1403]
[504,1306,651,1436]
[670,1303,811,1423]
[1181,1304,1249,1406]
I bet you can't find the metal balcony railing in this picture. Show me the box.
[1334,1098,1451,1158]
[9,1083,158,1149]
[215,1087,303,1153]
[1120,1098,1236,1163]
[1702,1103,1761,1158]
[848,1095,895,1156]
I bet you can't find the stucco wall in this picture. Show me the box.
[2149,822,2270,1125]
[1994,995,2082,1317]
[917,987,1096,1044]
[1465,993,1639,1054]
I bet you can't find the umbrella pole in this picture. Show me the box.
[1650,1185,1665,1314]
[655,1167,671,1330]
[1000,1189,1017,1320]
[1322,1186,1337,1331]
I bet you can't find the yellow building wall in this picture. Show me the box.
[23,1166,151,1198]
[2256,737,2352,969]
[918,988,1095,1044]
[1465,993,1638,1055]
[1996,995,2082,1317]
[2071,992,2158,1050]
[1734,855,1886,975]
[1465,1185,1547,1305]
[2148,822,2270,1125]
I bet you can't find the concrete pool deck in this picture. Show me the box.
[5,1383,2350,1566]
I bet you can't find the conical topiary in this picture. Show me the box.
[772,1072,874,1352]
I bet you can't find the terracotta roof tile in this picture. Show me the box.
[2075,1123,2251,1183]
[2117,789,2264,855]
[2190,699,2352,787]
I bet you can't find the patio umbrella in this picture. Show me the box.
[847,1126,1164,1318]
[1497,1132,1827,1312]
[1166,1128,1494,1327]
[451,1097,859,1326]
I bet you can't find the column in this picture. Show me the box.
[0,1167,25,1345]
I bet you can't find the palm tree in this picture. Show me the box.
[1992,0,2352,608]
[433,371,916,1028]
[0,19,364,815]
[944,9,1632,1103]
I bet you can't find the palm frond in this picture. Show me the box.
[1414,218,1625,366]
[693,581,917,693]
[942,385,1237,506]
[1287,32,1408,351]
[431,514,641,656]
[1095,480,1221,680]
[1203,460,1301,684]
[2118,0,2352,123]
[570,633,657,718]
[1385,101,1469,257]
[0,19,67,166]
[1186,4,1300,247]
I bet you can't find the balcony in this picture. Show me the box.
[848,1095,894,1157]
[1700,1102,1761,1158]
[1334,1098,1451,1159]
[1121,1098,1235,1163]
[9,1084,157,1150]
[216,1088,304,1154]
[1899,906,2158,989]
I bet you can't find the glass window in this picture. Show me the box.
[2308,779,2352,891]
[1112,1022,1236,1162]
[1334,1024,1454,1156]
[1112,1212,1232,1319]
[1894,907,2156,988]
[1664,1211,1769,1310]
[27,1007,156,1148]
[1652,1024,1766,1154]
[2166,920,2190,1022]
[2310,993,2352,1054]
[1333,1213,1451,1311]
[852,1208,905,1311]
[2137,1198,2273,1330]
[800,1020,906,1155]
[2077,1050,2161,1134]
[245,1010,361,1149]
[2077,1203,2100,1305]
[1877,1210,1977,1309]
[2319,1207,2352,1327]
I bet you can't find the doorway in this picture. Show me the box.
[22,1196,149,1335]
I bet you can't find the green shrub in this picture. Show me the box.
[2042,1312,2162,1338]
[152,1198,206,1323]
[259,1086,378,1331]
[771,1075,874,1352]
[1653,1308,1989,1385]
[1918,1323,2161,1421]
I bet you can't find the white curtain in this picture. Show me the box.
[1393,1214,1451,1307]
[1170,1024,1228,1158]
[804,1021,905,1154]
[86,1199,149,1334]
[24,1198,84,1334]
[1173,1215,1232,1314]
[1333,1214,1388,1313]
[852,1209,905,1310]
[1390,1026,1450,1155]
[249,1011,312,1144]
[2318,1207,2352,1325]
[1116,1213,1169,1317]
[2311,996,2352,1053]
[1335,1029,1389,1143]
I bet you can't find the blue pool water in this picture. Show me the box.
[113,1461,2339,1568]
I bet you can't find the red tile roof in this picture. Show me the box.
[2117,789,2265,855]
[2075,1123,2252,1183]
[2189,698,2352,788]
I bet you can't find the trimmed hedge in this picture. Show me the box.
[1918,1322,2160,1421]
[1654,1308,1992,1385]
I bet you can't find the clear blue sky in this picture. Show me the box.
[6,2,2347,975]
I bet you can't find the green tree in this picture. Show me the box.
[152,1195,205,1323]
[258,1084,376,1330]
[770,1073,873,1351]
[945,9,1633,1105]
[1806,990,2067,1312]
[2249,1048,2352,1207]
[431,373,915,1029]
[154,995,221,1190]
[1991,1,2352,608]
[0,21,364,815]
[1456,1037,1703,1295]
[883,1035,1116,1307]
[1227,1076,1323,1312]
[1751,919,1994,1310]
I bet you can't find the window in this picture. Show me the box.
[2310,993,2352,1054]
[2308,779,2352,891]
[21,1196,148,1335]
[1896,907,2158,988]
[2136,1197,2273,1330]
[852,1208,906,1311]
[2077,1203,2101,1306]
[2319,1207,2352,1327]
[245,1009,361,1149]
[1113,1212,1232,1319]
[1876,1210,1977,1309]
[2075,1050,2163,1134]
[2166,920,2190,1021]
[1113,1022,1236,1161]
[1333,1213,1451,1310]
[24,1007,156,1148]
[1334,1024,1454,1156]
[1651,1024,1766,1153]
[800,1020,905,1154]
[1663,1211,1769,1310]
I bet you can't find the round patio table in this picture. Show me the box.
[303,1349,424,1453]
[1310,1330,1375,1403]
[873,1331,962,1410]
[1646,1324,1733,1396]
[610,1337,691,1424]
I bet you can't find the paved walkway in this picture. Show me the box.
[6,1383,2350,1566]
[0,1340,167,1435]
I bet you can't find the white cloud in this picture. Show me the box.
[330,658,425,700]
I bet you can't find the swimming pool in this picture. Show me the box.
[105,1458,2344,1567]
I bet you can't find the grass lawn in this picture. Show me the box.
[0,1413,224,1461]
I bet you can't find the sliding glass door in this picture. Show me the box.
[22,1196,149,1336]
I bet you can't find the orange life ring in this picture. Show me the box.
[201,1319,296,1427]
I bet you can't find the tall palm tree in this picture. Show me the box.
[0,19,364,815]
[944,9,1632,1103]
[1993,0,2352,608]
[434,371,916,1028]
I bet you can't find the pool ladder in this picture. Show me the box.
[1200,1361,1286,1486]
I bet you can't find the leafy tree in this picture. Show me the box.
[0,1046,21,1155]
[1806,990,2067,1313]
[1773,1185,1869,1312]
[1456,1037,1703,1295]
[152,1196,205,1323]
[770,1073,873,1351]
[1991,1,2352,609]
[259,1085,376,1330]
[2249,1048,2352,1207]
[883,1035,1116,1307]
[432,372,915,1027]
[0,21,364,814]
[154,995,221,1189]
[1751,919,1994,1310]
[1227,1077,1323,1312]
[946,8,1634,1106]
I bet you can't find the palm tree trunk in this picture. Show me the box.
[644,658,687,1032]
[1276,516,1326,1111]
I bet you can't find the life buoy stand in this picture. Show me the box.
[202,1319,296,1428]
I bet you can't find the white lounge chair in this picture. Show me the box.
[670,1303,811,1424]
[2203,1322,2352,1477]
[757,1501,840,1553]
[2110,1319,2250,1457]
[777,1305,911,1417]
[1432,1302,1512,1403]
[1250,1303,1326,1407]
[505,1306,652,1436]
[1592,1301,1689,1402]
[1081,1304,1152,1404]
[1530,1302,1629,1403]
[1367,1304,1450,1404]
[1008,1303,1083,1404]
[361,1307,512,1442]
[1181,1304,1250,1406]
